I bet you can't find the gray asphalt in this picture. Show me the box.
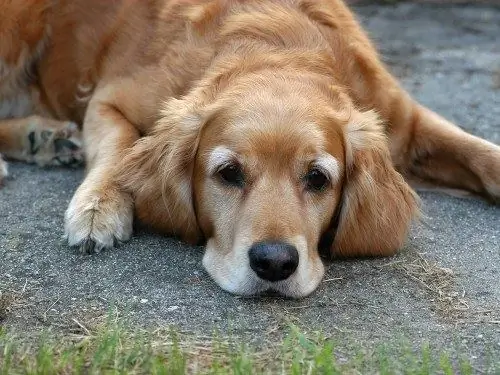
[1,3,499,368]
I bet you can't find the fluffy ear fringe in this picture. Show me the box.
[114,98,204,244]
[333,110,420,257]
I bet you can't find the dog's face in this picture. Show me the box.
[192,79,345,296]
[119,72,418,298]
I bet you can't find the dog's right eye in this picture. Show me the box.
[305,168,330,192]
[217,163,245,188]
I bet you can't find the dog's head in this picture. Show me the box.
[118,70,418,298]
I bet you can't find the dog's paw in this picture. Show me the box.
[64,185,133,253]
[0,154,8,187]
[27,120,84,167]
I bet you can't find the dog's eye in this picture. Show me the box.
[217,163,245,188]
[305,168,329,192]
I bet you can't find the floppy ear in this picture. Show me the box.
[332,110,420,257]
[115,98,206,244]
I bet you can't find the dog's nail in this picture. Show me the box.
[80,238,97,254]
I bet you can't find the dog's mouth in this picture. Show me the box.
[202,238,326,298]
[260,289,282,297]
[235,288,296,299]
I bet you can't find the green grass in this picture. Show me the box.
[0,321,497,374]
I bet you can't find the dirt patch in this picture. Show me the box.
[0,292,13,322]
[386,251,500,325]
[0,284,26,323]
[388,252,467,317]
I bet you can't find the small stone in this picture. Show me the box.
[140,299,148,304]
[167,305,179,312]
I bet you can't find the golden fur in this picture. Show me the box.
[1,0,499,296]
[0,0,82,173]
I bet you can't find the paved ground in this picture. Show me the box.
[1,2,499,369]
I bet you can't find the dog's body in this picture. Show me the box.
[1,0,499,296]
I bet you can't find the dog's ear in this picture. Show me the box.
[332,110,420,257]
[115,98,207,244]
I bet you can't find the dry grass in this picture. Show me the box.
[0,280,29,323]
[0,292,14,322]
[394,252,467,317]
[386,251,499,324]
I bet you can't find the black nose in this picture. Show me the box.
[248,241,299,282]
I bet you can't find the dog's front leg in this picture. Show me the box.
[64,88,140,253]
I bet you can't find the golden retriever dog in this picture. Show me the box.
[1,0,499,297]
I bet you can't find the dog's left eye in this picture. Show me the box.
[217,163,245,188]
[305,168,329,192]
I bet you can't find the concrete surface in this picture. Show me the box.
[1,3,499,368]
